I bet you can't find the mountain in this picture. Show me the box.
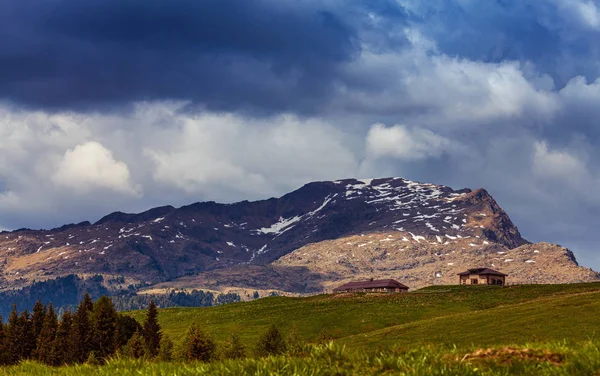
[0,177,597,294]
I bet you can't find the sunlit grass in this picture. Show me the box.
[126,282,600,350]
[3,341,600,375]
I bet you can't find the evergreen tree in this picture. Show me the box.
[6,305,20,364]
[69,294,93,363]
[17,310,35,360]
[124,330,146,359]
[31,301,47,345]
[115,314,141,350]
[52,310,73,365]
[143,300,162,358]
[181,324,216,362]
[36,303,58,365]
[222,332,246,359]
[0,314,7,365]
[158,336,174,362]
[91,296,117,362]
[254,324,286,357]
[81,292,94,312]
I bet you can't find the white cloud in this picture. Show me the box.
[335,30,559,127]
[144,112,359,199]
[532,141,589,182]
[53,141,140,195]
[365,124,453,160]
[553,0,600,30]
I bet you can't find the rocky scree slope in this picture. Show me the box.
[0,177,595,293]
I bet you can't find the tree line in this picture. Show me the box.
[0,294,156,365]
[0,294,321,367]
[0,274,242,320]
[111,290,241,311]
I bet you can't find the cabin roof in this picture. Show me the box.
[457,268,508,276]
[333,279,409,291]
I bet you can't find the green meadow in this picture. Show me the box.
[4,282,600,375]
[127,282,600,349]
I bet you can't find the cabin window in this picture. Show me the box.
[471,279,478,284]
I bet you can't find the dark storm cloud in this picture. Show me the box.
[407,0,600,87]
[0,0,401,112]
[4,0,600,271]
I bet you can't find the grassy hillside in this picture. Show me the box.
[4,283,600,375]
[127,282,600,350]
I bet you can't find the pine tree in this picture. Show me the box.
[181,324,216,362]
[70,295,93,363]
[124,330,146,359]
[254,324,286,357]
[81,292,94,312]
[91,296,117,362]
[17,310,35,360]
[31,301,47,347]
[36,303,58,365]
[52,310,73,365]
[6,305,20,364]
[143,300,162,358]
[115,315,141,350]
[0,314,7,365]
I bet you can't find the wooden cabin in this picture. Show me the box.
[333,278,409,293]
[458,268,507,285]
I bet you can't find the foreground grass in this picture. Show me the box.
[127,283,600,350]
[4,341,600,375]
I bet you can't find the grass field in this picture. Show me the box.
[127,282,600,350]
[4,282,600,374]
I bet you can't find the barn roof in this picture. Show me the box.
[333,279,409,291]
[457,268,508,276]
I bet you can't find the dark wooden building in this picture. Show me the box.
[458,268,507,285]
[333,278,409,293]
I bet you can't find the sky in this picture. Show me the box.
[2,0,600,268]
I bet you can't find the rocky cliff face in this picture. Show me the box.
[274,236,598,290]
[0,177,595,293]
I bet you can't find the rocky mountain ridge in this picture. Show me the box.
[0,177,596,293]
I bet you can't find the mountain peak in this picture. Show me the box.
[0,176,593,294]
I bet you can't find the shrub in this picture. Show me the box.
[222,333,246,359]
[158,336,174,362]
[254,325,287,357]
[286,324,306,356]
[315,329,334,345]
[85,351,101,366]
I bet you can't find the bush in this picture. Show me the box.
[254,325,287,357]
[158,336,174,362]
[286,324,306,356]
[222,333,246,359]
[315,329,334,345]
[85,351,101,366]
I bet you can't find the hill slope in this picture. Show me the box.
[126,283,600,350]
